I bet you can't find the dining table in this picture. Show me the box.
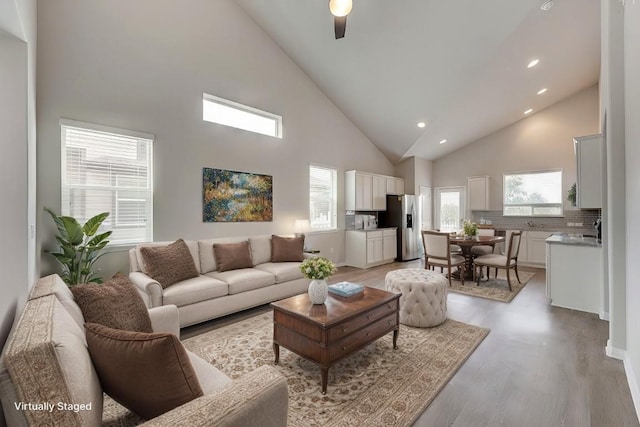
[449,235,505,280]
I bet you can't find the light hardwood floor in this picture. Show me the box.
[182,260,640,427]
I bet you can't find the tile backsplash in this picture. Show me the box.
[471,209,601,234]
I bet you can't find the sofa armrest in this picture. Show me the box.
[129,272,163,308]
[142,365,288,427]
[148,305,180,338]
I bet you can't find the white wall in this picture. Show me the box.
[624,0,640,420]
[36,0,393,277]
[394,156,433,197]
[432,85,600,208]
[0,0,36,352]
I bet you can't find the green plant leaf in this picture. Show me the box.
[82,212,109,237]
[45,207,70,240]
[59,216,84,245]
[86,231,111,248]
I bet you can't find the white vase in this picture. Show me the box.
[308,279,328,304]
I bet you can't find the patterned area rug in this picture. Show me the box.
[447,270,535,303]
[183,312,489,427]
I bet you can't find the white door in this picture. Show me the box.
[419,185,432,230]
[435,187,466,232]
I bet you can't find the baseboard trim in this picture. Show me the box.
[606,339,626,360]
[624,355,640,423]
[600,311,610,321]
[335,261,347,267]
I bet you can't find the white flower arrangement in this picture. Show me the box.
[299,256,336,280]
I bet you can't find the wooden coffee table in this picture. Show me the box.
[271,286,400,394]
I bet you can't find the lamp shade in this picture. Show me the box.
[294,219,311,235]
[329,0,352,17]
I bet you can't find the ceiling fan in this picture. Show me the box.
[329,0,353,39]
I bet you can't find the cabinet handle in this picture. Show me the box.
[342,346,347,350]
[388,304,392,309]
[367,315,371,319]
[366,332,371,336]
[342,328,347,333]
[388,320,392,325]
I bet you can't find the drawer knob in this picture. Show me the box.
[342,328,347,333]
[388,320,392,325]
[342,346,347,350]
[366,332,370,336]
[388,304,392,309]
[367,315,371,319]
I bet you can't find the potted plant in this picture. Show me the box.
[568,182,577,207]
[44,208,112,286]
[462,220,478,238]
[299,256,337,304]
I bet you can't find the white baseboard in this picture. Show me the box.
[335,261,347,267]
[600,311,610,321]
[606,339,626,360]
[624,355,640,423]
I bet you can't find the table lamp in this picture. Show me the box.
[294,219,311,238]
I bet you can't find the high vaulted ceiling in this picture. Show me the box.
[235,0,600,163]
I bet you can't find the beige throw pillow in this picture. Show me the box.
[71,274,153,333]
[271,235,304,262]
[140,239,199,288]
[85,323,203,420]
[213,241,253,272]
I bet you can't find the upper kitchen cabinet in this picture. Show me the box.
[386,176,405,195]
[346,170,387,211]
[467,176,490,211]
[573,134,603,209]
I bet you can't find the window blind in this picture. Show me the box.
[309,165,337,230]
[61,121,153,245]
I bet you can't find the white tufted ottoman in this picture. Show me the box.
[384,268,448,327]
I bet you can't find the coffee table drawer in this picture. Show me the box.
[327,299,398,341]
[328,312,397,361]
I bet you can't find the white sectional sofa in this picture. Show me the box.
[129,235,311,327]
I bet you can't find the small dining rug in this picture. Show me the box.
[182,312,489,427]
[447,270,535,303]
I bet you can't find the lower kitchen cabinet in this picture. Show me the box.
[522,231,554,267]
[546,240,603,316]
[346,228,397,269]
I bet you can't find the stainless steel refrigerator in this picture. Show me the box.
[379,195,424,261]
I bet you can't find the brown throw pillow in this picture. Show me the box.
[85,323,203,420]
[72,274,153,333]
[213,241,253,272]
[140,239,199,288]
[271,235,304,262]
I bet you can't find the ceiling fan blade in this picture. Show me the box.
[334,16,347,39]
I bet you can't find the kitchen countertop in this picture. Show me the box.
[546,234,601,248]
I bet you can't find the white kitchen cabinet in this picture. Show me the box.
[574,134,603,209]
[467,176,490,211]
[346,170,390,211]
[373,175,387,210]
[346,228,397,269]
[386,176,405,195]
[523,231,553,267]
[546,240,603,315]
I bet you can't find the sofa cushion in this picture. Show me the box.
[188,352,232,395]
[71,274,153,333]
[135,240,201,274]
[3,296,103,426]
[271,235,304,262]
[162,275,229,307]
[213,241,253,272]
[85,323,203,420]
[249,235,272,266]
[255,262,304,284]
[140,239,200,288]
[198,237,249,274]
[207,269,275,294]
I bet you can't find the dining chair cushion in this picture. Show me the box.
[450,244,462,253]
[473,254,516,267]
[470,245,493,256]
[428,254,465,266]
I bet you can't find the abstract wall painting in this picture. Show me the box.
[202,167,273,222]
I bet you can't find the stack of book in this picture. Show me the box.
[328,282,364,300]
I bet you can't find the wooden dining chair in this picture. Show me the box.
[473,231,522,291]
[421,230,466,286]
[470,228,496,278]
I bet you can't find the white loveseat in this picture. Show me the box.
[129,235,311,327]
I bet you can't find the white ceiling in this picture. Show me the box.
[235,0,600,163]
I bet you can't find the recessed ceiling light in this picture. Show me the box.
[527,59,540,68]
[537,88,548,95]
[439,139,447,144]
[541,0,554,11]
[524,109,533,115]
[417,122,426,128]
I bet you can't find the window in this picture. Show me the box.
[309,165,337,231]
[61,119,153,245]
[503,170,562,216]
[202,93,282,138]
[435,187,465,232]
